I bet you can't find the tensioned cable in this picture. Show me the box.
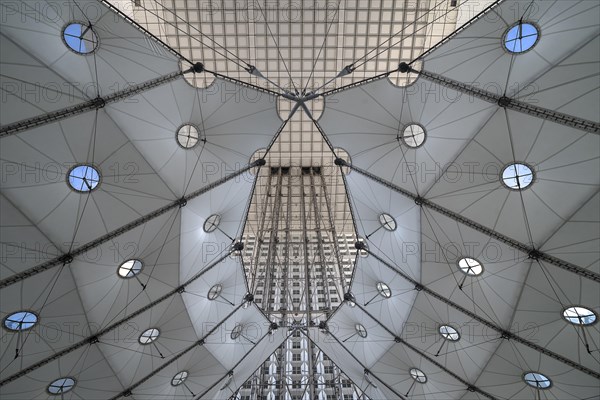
[0,264,66,376]
[247,174,273,295]
[535,258,600,361]
[3,0,104,370]
[503,109,536,247]
[360,246,600,378]
[138,0,251,71]
[302,0,343,94]
[0,245,235,387]
[352,0,469,71]
[108,301,247,399]
[502,1,537,95]
[179,83,209,198]
[317,0,502,96]
[253,0,299,93]
[302,329,409,399]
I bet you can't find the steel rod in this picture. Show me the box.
[336,158,600,283]
[0,251,235,386]
[0,160,264,289]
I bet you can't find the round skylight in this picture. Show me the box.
[47,377,76,395]
[203,214,221,233]
[376,282,392,298]
[504,22,539,53]
[3,311,38,331]
[355,323,368,338]
[68,164,101,192]
[176,124,200,149]
[117,259,143,278]
[231,324,243,340]
[62,22,98,54]
[208,284,223,300]
[409,368,427,383]
[401,124,426,148]
[501,163,534,190]
[523,372,551,389]
[439,325,460,341]
[139,328,160,344]
[457,257,483,276]
[562,306,597,326]
[379,213,397,231]
[171,370,188,386]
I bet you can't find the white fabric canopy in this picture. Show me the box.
[1,0,598,399]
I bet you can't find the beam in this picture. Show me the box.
[319,71,391,97]
[355,303,497,400]
[0,69,189,138]
[304,329,408,400]
[407,65,600,134]
[194,324,285,400]
[263,171,283,314]
[0,159,265,289]
[0,250,239,387]
[315,0,506,98]
[99,0,192,65]
[205,68,282,97]
[361,246,600,380]
[335,158,600,283]
[109,302,245,400]
[309,172,334,311]
[319,171,348,294]
[413,0,503,63]
[248,172,272,294]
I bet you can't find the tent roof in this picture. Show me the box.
[1,0,598,399]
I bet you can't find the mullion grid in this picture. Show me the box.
[133,0,457,91]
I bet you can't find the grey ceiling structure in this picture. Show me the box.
[0,0,599,399]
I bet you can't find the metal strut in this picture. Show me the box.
[335,158,600,283]
[99,0,193,65]
[0,251,234,387]
[361,247,600,380]
[0,160,265,289]
[0,70,186,138]
[193,326,287,400]
[264,170,283,314]
[302,329,408,400]
[355,303,497,400]
[411,66,600,135]
[109,302,244,400]
[205,68,282,97]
